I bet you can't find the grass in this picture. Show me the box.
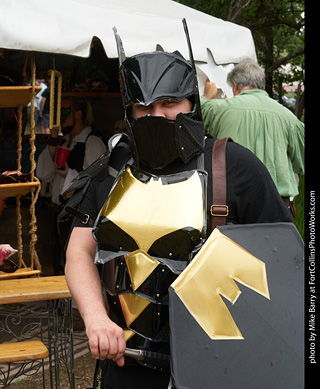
[7,351,96,389]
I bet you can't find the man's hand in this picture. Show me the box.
[55,161,69,177]
[65,227,126,366]
[86,314,126,367]
[203,79,218,100]
[50,127,59,139]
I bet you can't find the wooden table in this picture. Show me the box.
[0,276,75,388]
[0,276,71,304]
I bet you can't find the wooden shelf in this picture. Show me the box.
[0,86,41,108]
[0,276,71,304]
[0,179,40,198]
[0,340,49,363]
[0,268,41,280]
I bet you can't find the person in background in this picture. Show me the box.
[35,79,47,125]
[201,58,304,215]
[39,84,51,134]
[36,97,106,274]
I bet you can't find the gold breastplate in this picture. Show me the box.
[94,165,207,260]
[93,166,207,348]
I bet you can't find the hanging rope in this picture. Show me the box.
[16,104,26,268]
[22,52,28,85]
[14,53,29,269]
[28,53,41,273]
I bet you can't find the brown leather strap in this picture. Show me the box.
[211,137,230,230]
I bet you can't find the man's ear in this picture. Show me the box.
[232,81,241,96]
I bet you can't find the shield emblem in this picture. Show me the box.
[169,223,304,389]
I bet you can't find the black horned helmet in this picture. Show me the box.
[113,19,204,171]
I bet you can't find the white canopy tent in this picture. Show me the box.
[0,0,256,97]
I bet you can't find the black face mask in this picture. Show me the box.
[130,113,205,170]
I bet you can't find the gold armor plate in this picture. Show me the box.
[99,166,205,252]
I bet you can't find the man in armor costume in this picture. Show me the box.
[64,25,293,389]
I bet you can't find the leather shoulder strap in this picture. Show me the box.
[211,137,230,230]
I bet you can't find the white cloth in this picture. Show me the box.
[35,82,47,108]
[36,126,106,205]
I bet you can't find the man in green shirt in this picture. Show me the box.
[200,58,304,201]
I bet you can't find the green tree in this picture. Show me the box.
[175,0,305,118]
